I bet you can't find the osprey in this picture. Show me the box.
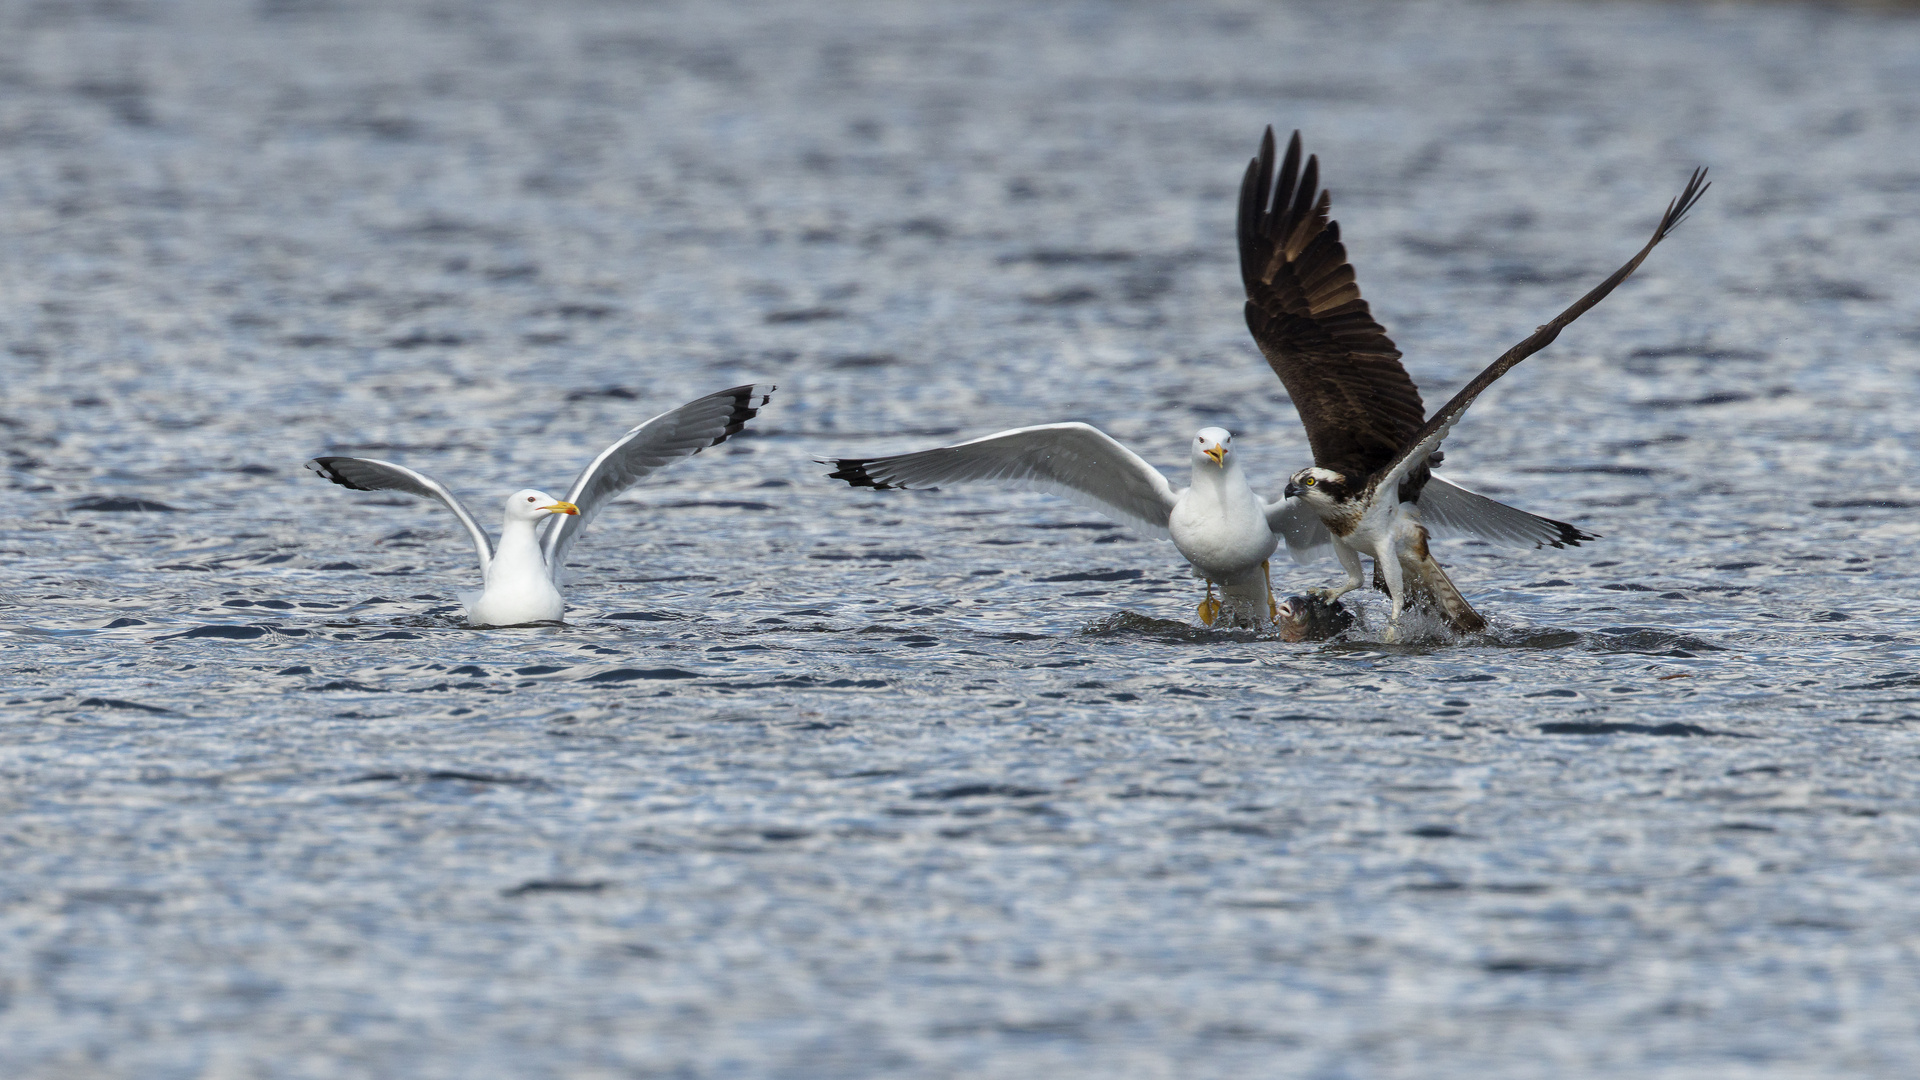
[1241,129,1707,636]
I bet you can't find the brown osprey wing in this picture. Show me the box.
[1367,166,1710,505]
[1239,128,1424,480]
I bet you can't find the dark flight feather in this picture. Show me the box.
[1370,167,1710,500]
[1239,128,1425,482]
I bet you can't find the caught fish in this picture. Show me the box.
[1275,593,1355,642]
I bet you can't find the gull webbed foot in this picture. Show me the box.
[1198,580,1221,627]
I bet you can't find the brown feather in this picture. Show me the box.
[1365,165,1711,502]
[1377,526,1487,633]
[1239,128,1425,482]
[1400,553,1488,634]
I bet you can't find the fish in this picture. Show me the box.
[1275,593,1356,642]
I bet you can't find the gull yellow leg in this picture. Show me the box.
[1197,580,1221,626]
[1263,560,1278,621]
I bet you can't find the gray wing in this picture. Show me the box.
[1263,497,1334,563]
[1418,477,1596,549]
[542,384,774,574]
[306,457,494,577]
[825,422,1180,538]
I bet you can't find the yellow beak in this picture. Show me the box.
[1204,447,1226,466]
[543,501,580,515]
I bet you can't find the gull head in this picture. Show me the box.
[1191,427,1233,469]
[504,489,580,522]
[1284,466,1351,505]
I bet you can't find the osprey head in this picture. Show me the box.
[1284,466,1351,504]
[1192,427,1233,469]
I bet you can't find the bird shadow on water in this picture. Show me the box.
[318,610,565,633]
[1080,609,1273,644]
[1579,625,1725,658]
[1080,607,1415,649]
[1079,608,1723,657]
[1080,602,1460,649]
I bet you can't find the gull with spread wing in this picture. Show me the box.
[1241,128,1707,637]
[307,384,773,626]
[828,424,1325,629]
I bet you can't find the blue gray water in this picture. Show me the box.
[4,0,1919,1076]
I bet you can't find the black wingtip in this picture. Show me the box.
[1656,166,1710,240]
[706,384,776,448]
[1247,127,1308,222]
[823,458,897,490]
[305,457,374,492]
[1542,518,1601,549]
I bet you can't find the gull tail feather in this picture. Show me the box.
[1419,477,1596,549]
[1214,566,1276,630]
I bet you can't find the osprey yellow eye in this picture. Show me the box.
[1304,477,1316,486]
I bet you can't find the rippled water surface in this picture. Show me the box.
[4,0,1920,1076]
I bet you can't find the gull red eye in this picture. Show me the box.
[527,496,536,502]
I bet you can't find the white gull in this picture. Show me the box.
[308,384,773,627]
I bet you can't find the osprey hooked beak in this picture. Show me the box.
[1283,481,1302,499]
[1204,446,1226,467]
[543,501,580,515]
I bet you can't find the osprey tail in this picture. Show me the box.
[1401,552,1487,634]
[1372,528,1487,635]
